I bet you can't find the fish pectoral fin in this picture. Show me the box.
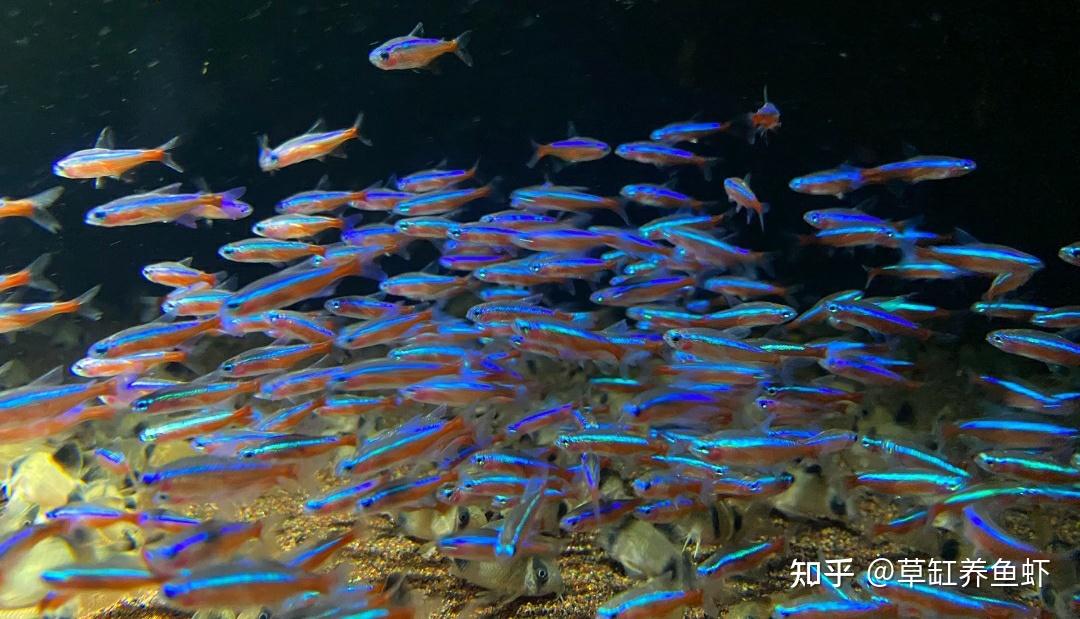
[326,144,349,159]
[94,177,106,189]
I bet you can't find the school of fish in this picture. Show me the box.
[1,21,1079,619]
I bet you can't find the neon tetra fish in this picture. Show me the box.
[86,183,248,228]
[724,176,768,230]
[862,155,976,184]
[0,285,101,334]
[788,166,866,198]
[53,127,182,187]
[258,114,369,172]
[369,22,473,70]
[0,186,63,232]
[527,125,610,168]
[614,141,719,179]
[397,161,480,193]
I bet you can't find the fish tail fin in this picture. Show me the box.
[74,285,103,320]
[453,30,473,67]
[700,157,720,181]
[157,136,184,173]
[352,112,372,146]
[25,253,59,293]
[526,140,546,168]
[26,186,63,233]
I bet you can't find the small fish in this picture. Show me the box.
[397,161,480,193]
[659,227,765,267]
[724,176,769,230]
[338,413,471,476]
[131,379,258,415]
[590,275,695,307]
[143,257,222,289]
[219,340,332,377]
[1031,305,1080,329]
[650,119,731,143]
[974,451,1080,484]
[511,184,626,220]
[697,537,785,581]
[596,582,703,619]
[258,114,369,172]
[865,260,972,285]
[615,141,718,179]
[825,299,932,340]
[370,22,472,70]
[86,184,248,227]
[915,242,1043,275]
[449,555,562,602]
[943,417,1079,449]
[620,183,715,210]
[0,186,63,232]
[395,216,457,239]
[252,214,344,240]
[802,207,889,230]
[276,177,377,214]
[527,135,610,168]
[0,285,101,334]
[845,470,968,495]
[788,166,865,198]
[141,456,298,502]
[161,560,339,609]
[702,276,791,301]
[393,184,494,216]
[138,405,256,443]
[862,155,977,184]
[53,127,182,187]
[987,328,1080,366]
[221,252,381,320]
[218,238,326,264]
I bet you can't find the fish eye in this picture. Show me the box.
[132,400,150,413]
[92,211,106,219]
[535,566,549,584]
[991,334,1004,344]
[668,332,682,343]
[379,51,390,61]
[826,303,840,313]
[221,247,235,255]
[93,343,109,354]
[222,362,235,373]
[457,508,470,527]
[226,300,241,310]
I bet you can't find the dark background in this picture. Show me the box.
[0,0,1077,315]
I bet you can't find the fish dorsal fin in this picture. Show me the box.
[901,142,921,158]
[30,366,65,387]
[191,177,211,193]
[177,257,194,267]
[95,127,115,149]
[566,122,578,138]
[762,84,770,103]
[953,227,981,244]
[409,22,424,37]
[315,175,331,191]
[307,118,328,134]
[150,182,184,195]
